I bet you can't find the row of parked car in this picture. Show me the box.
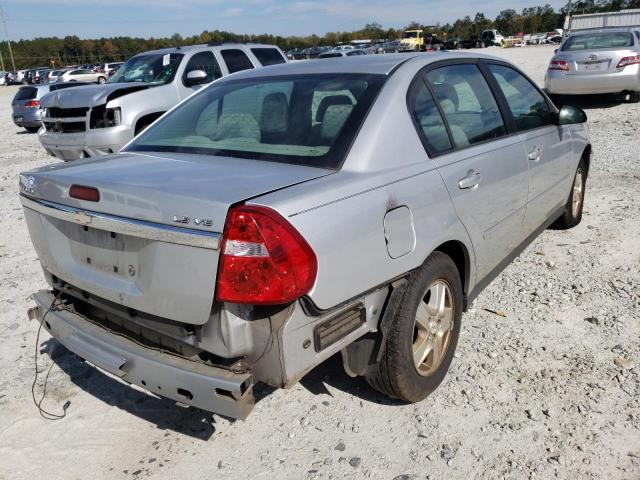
[2,62,124,87]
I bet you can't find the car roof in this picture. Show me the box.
[227,51,507,78]
[137,43,280,56]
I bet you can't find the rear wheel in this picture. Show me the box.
[365,252,463,402]
[551,158,587,230]
[97,76,106,84]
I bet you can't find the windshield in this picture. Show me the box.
[126,74,386,169]
[108,52,184,84]
[403,31,419,39]
[562,32,634,51]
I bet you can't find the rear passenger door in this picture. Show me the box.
[410,62,530,281]
[485,63,573,231]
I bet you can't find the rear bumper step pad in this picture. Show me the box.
[31,290,254,419]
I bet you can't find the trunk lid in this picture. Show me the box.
[564,48,637,74]
[21,152,332,324]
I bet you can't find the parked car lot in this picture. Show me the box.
[19,51,591,419]
[0,44,638,479]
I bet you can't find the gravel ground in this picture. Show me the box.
[0,44,638,480]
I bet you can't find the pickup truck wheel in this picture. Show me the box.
[365,252,462,402]
[551,158,587,230]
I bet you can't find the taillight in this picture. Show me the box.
[24,100,39,108]
[216,205,317,305]
[549,59,569,72]
[69,185,100,202]
[617,55,640,68]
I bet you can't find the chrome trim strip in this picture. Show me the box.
[20,195,220,250]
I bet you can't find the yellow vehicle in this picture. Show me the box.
[400,30,425,51]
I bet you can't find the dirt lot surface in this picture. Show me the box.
[0,45,638,480]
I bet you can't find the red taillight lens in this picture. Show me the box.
[69,184,100,202]
[617,55,640,68]
[549,60,569,72]
[215,205,317,305]
[24,100,39,108]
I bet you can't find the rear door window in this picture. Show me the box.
[182,51,223,85]
[250,48,286,66]
[487,64,553,132]
[220,49,255,73]
[425,64,506,148]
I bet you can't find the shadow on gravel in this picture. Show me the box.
[556,93,634,110]
[299,353,406,407]
[40,338,219,440]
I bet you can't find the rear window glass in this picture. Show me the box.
[250,48,286,66]
[320,53,342,58]
[221,49,254,73]
[562,32,633,51]
[14,87,37,101]
[126,74,386,169]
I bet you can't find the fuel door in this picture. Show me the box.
[383,206,416,259]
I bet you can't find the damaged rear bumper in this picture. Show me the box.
[31,290,254,419]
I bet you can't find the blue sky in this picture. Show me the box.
[2,0,567,41]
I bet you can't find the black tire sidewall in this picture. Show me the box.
[386,252,463,402]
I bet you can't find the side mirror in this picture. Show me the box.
[558,105,587,125]
[184,69,208,87]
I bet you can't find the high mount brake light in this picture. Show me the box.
[215,205,317,305]
[549,59,569,72]
[69,185,100,202]
[617,55,640,68]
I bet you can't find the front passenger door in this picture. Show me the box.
[180,51,223,100]
[486,63,574,231]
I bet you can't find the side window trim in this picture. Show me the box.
[181,50,222,87]
[476,62,517,134]
[420,76,456,152]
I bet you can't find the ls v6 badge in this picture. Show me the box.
[172,215,213,228]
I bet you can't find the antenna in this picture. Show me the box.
[0,4,16,71]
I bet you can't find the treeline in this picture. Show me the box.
[1,0,639,70]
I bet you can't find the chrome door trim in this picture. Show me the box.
[20,195,221,250]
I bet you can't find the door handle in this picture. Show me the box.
[528,147,542,161]
[458,170,482,190]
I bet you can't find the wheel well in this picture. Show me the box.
[434,241,470,298]
[135,112,165,136]
[582,144,592,176]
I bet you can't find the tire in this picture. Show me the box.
[25,126,40,133]
[628,92,640,103]
[97,76,106,84]
[551,158,587,230]
[365,251,463,402]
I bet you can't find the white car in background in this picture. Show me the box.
[59,68,107,84]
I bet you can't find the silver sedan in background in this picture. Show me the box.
[545,28,640,102]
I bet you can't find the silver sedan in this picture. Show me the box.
[545,28,640,101]
[20,53,590,418]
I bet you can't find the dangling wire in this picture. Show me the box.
[31,290,71,420]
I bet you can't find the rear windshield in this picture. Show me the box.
[562,32,634,51]
[126,74,386,169]
[251,48,286,66]
[14,87,37,101]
